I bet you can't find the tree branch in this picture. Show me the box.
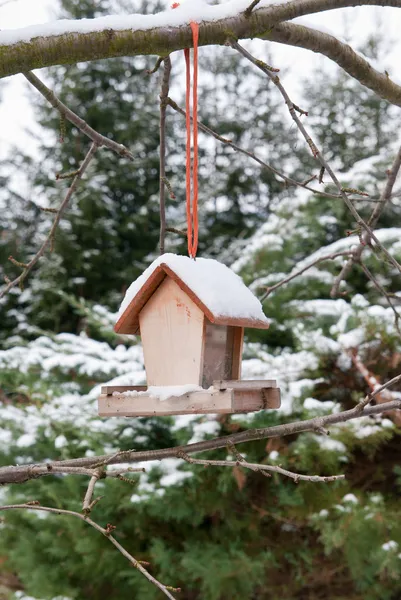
[331,144,401,297]
[0,504,178,599]
[359,260,401,334]
[24,72,134,160]
[1,376,401,486]
[260,250,353,301]
[177,452,345,483]
[167,96,364,203]
[265,21,401,107]
[1,0,401,98]
[231,40,401,280]
[0,142,98,298]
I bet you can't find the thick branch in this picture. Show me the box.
[266,22,401,107]
[2,0,401,100]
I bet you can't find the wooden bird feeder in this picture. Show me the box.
[98,254,280,417]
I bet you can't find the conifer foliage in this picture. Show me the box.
[0,1,401,599]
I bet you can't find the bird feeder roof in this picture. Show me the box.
[115,253,270,334]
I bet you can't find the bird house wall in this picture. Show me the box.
[202,323,244,388]
[139,277,204,386]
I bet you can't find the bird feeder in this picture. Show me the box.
[98,254,280,417]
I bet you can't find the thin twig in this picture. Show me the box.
[24,72,133,160]
[82,473,100,513]
[231,40,401,285]
[244,0,262,17]
[359,261,401,335]
[167,97,365,204]
[0,504,178,599]
[178,452,344,483]
[159,57,171,255]
[166,226,187,237]
[1,143,98,298]
[331,144,401,297]
[146,56,165,75]
[260,250,352,301]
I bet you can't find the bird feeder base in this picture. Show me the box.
[98,380,280,417]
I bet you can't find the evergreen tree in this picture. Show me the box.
[1,6,401,600]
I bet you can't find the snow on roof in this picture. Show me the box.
[116,253,269,333]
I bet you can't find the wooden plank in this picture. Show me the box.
[98,389,234,417]
[231,327,244,380]
[232,388,281,412]
[98,387,281,417]
[101,386,147,395]
[213,379,277,390]
[139,277,205,386]
[261,387,281,409]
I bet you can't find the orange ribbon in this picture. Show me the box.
[172,3,199,258]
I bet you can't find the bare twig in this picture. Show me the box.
[166,226,187,237]
[178,452,344,483]
[167,97,365,204]
[82,473,100,513]
[24,72,133,160]
[260,250,352,301]
[146,56,165,75]
[159,56,171,255]
[1,143,98,298]
[0,504,178,599]
[359,261,401,335]
[331,144,401,297]
[231,41,401,280]
[244,0,262,17]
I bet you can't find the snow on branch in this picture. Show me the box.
[1,0,401,111]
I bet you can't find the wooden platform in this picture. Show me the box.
[98,380,280,417]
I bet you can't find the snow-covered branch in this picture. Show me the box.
[1,0,401,110]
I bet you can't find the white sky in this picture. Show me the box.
[1,0,401,159]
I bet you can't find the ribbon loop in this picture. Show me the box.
[185,22,199,259]
[171,4,199,259]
